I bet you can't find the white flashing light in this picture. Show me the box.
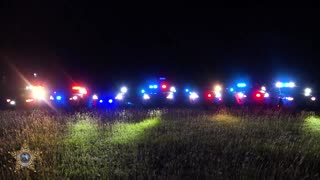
[276,82,283,88]
[166,92,174,99]
[92,94,99,100]
[115,93,124,100]
[170,86,176,93]
[264,93,270,98]
[120,87,128,93]
[304,88,312,97]
[99,100,103,103]
[215,92,222,98]
[286,97,294,101]
[10,101,16,105]
[72,96,78,100]
[26,99,34,103]
[32,86,46,100]
[143,94,150,100]
[261,86,266,91]
[237,92,244,98]
[79,88,87,94]
[50,95,54,100]
[311,97,316,101]
[214,85,222,92]
[6,99,11,102]
[108,99,113,103]
[189,92,199,100]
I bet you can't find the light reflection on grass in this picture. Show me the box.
[65,119,99,149]
[212,114,240,124]
[304,116,320,134]
[109,118,161,144]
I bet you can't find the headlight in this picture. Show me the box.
[32,86,47,100]
[170,86,176,93]
[115,93,124,100]
[120,87,128,93]
[304,88,312,96]
[215,92,222,98]
[9,101,16,106]
[189,92,199,100]
[237,92,245,98]
[92,94,98,100]
[214,85,222,92]
[72,95,78,100]
[285,97,294,101]
[143,94,150,100]
[166,92,174,99]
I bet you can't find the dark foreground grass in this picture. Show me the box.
[1,107,320,179]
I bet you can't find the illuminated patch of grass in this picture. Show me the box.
[65,119,99,148]
[212,114,240,124]
[4,109,320,179]
[304,116,320,134]
[109,118,161,144]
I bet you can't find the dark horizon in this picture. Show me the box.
[1,6,319,90]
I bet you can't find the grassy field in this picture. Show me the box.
[1,107,320,179]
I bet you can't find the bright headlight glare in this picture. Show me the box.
[143,94,150,100]
[120,87,128,93]
[214,85,222,92]
[92,94,98,100]
[32,86,46,100]
[189,92,199,100]
[115,93,124,100]
[304,88,312,96]
[166,93,174,99]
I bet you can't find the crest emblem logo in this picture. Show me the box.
[9,140,41,172]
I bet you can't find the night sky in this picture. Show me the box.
[1,5,319,90]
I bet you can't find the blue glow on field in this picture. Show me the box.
[56,96,62,100]
[159,77,166,80]
[153,85,158,88]
[237,83,246,88]
[149,85,153,88]
[230,88,234,92]
[99,100,103,103]
[185,88,189,92]
[141,89,145,93]
[108,99,113,103]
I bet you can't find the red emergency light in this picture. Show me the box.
[72,86,88,94]
[161,84,167,89]
[253,91,264,101]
